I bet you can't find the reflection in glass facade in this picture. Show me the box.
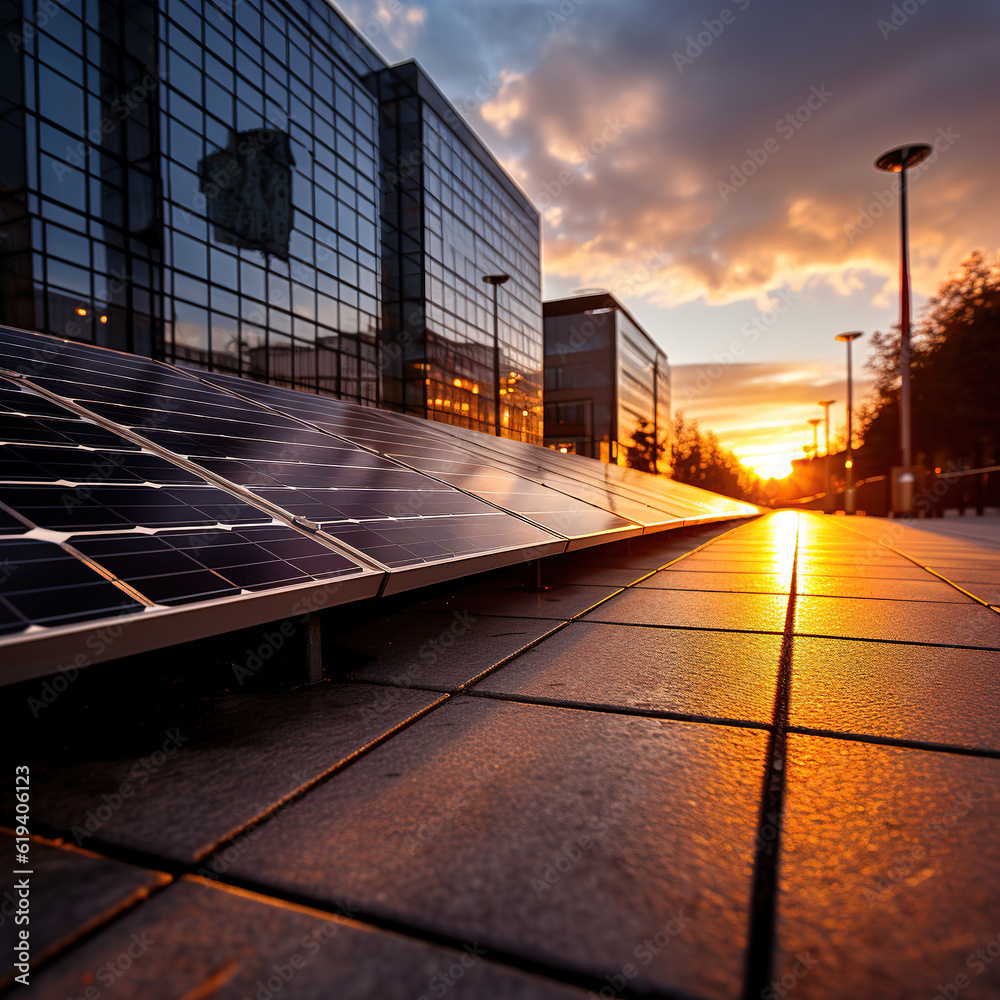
[377,62,543,444]
[543,293,670,472]
[1,0,540,423]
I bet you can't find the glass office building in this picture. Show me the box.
[0,0,542,424]
[543,292,670,472]
[376,62,542,443]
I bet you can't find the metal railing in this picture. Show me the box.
[770,465,1000,517]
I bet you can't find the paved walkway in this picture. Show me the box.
[4,512,1000,1000]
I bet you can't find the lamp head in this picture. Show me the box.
[483,274,511,286]
[835,331,863,343]
[875,144,933,173]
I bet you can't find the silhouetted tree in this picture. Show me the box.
[671,411,761,502]
[859,251,1000,471]
[625,418,659,473]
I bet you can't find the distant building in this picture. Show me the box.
[543,293,670,471]
[0,0,541,440]
[375,61,543,444]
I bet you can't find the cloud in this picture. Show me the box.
[393,0,1000,312]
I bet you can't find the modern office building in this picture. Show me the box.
[375,61,542,444]
[0,0,542,436]
[543,292,670,472]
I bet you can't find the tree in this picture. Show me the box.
[860,251,1000,471]
[671,411,761,502]
[624,418,660,473]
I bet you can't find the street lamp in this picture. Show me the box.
[875,142,932,514]
[807,418,822,459]
[482,274,510,437]
[817,400,835,457]
[818,399,836,512]
[836,332,863,514]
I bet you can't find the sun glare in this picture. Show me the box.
[750,455,796,481]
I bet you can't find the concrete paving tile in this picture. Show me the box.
[582,587,789,633]
[3,684,440,863]
[681,549,790,564]
[916,560,1000,572]
[550,544,700,572]
[774,735,1000,999]
[790,562,934,581]
[415,580,620,620]
[27,877,588,1000]
[0,833,167,983]
[636,570,792,594]
[949,583,1000,605]
[795,595,1000,647]
[945,568,1000,584]
[795,575,974,603]
[475,621,781,723]
[671,556,795,575]
[332,611,560,690]
[537,564,652,587]
[229,697,768,1000]
[791,637,1000,750]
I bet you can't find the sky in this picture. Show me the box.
[337,0,1000,477]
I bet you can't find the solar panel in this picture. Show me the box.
[0,329,563,577]
[426,420,757,525]
[0,372,377,677]
[0,325,756,683]
[197,371,643,548]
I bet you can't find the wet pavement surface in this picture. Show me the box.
[5,511,999,999]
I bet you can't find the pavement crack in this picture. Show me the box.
[742,513,799,999]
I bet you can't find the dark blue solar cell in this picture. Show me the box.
[0,538,142,629]
[71,534,239,605]
[0,507,29,534]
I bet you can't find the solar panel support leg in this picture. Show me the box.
[304,613,323,685]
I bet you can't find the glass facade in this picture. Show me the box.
[377,62,542,444]
[543,294,670,472]
[1,0,541,421]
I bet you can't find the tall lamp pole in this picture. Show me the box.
[808,418,822,461]
[818,399,836,512]
[482,274,510,437]
[818,400,835,457]
[836,332,863,514]
[875,143,932,514]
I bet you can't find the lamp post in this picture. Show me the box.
[818,400,835,457]
[807,418,822,459]
[818,399,836,512]
[875,143,932,514]
[482,274,510,437]
[836,332,863,514]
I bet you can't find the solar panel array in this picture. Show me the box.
[0,326,757,681]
